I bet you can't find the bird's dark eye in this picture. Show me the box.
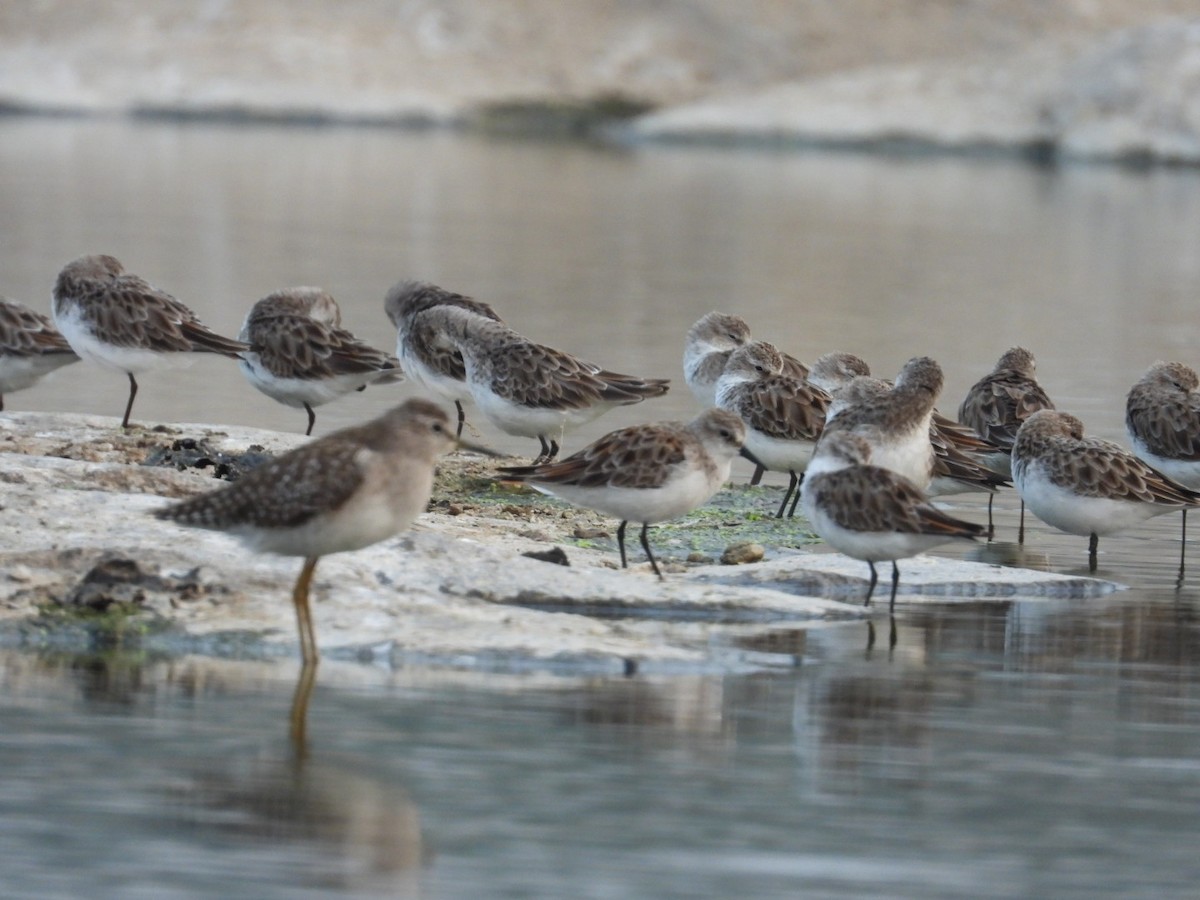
[431,422,446,434]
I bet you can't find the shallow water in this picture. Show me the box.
[3,117,1200,896]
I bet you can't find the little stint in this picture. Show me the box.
[52,254,248,427]
[498,408,760,578]
[240,287,402,435]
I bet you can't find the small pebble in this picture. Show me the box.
[573,526,608,539]
[721,541,765,565]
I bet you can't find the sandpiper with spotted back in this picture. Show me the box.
[239,287,402,435]
[498,408,761,579]
[0,297,79,411]
[1012,409,1200,574]
[800,431,984,611]
[714,341,829,518]
[384,279,504,438]
[959,347,1056,541]
[52,254,248,428]
[429,304,670,462]
[155,399,489,663]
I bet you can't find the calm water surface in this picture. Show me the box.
[3,118,1200,897]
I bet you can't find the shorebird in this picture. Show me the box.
[1125,361,1200,577]
[714,341,829,517]
[239,287,402,436]
[0,297,79,410]
[52,254,248,428]
[682,311,810,407]
[816,352,1008,507]
[959,347,1056,541]
[384,279,504,438]
[155,399,486,663]
[811,350,1000,458]
[806,351,872,396]
[1125,361,1200,489]
[819,357,945,492]
[430,304,670,462]
[682,311,809,486]
[1011,409,1200,573]
[498,409,759,578]
[800,431,984,610]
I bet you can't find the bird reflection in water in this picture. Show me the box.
[865,616,898,657]
[178,661,430,894]
[34,651,429,894]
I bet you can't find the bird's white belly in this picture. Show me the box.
[1015,466,1170,536]
[55,308,185,373]
[538,466,725,524]
[1127,435,1200,491]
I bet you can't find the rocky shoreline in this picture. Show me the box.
[0,412,1115,673]
[4,4,1200,164]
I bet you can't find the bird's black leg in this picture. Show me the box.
[454,400,466,438]
[1018,500,1027,544]
[889,561,900,613]
[1088,532,1098,572]
[1178,509,1188,587]
[787,472,805,518]
[121,373,138,428]
[616,520,629,568]
[864,562,878,607]
[775,470,798,519]
[535,435,553,463]
[639,522,663,580]
[304,403,316,436]
[987,494,995,541]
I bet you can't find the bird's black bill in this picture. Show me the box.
[739,446,765,469]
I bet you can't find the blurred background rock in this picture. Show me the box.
[4,1,1200,163]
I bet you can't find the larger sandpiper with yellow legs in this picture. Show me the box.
[154,399,489,664]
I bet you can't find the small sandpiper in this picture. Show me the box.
[714,341,830,517]
[155,399,485,663]
[683,311,809,487]
[819,357,945,492]
[1012,409,1200,573]
[1125,361,1200,490]
[431,304,670,462]
[959,347,1056,541]
[498,408,761,578]
[384,279,504,438]
[800,431,985,610]
[239,287,402,436]
[52,254,248,427]
[0,297,79,411]
[814,352,1007,505]
[682,311,810,408]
